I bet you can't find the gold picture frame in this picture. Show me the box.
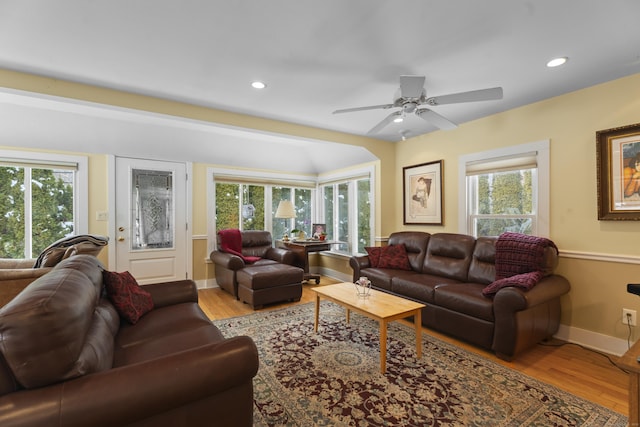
[597,122,640,220]
[403,160,443,225]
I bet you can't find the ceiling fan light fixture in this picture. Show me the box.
[251,81,267,89]
[546,57,568,68]
[393,116,404,123]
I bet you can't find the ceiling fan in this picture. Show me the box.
[333,75,503,135]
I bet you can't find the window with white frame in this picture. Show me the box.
[207,168,317,253]
[319,167,374,255]
[458,140,550,237]
[207,166,375,257]
[0,150,88,258]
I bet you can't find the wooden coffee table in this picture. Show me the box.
[312,282,425,373]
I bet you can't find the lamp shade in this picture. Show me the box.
[275,200,296,219]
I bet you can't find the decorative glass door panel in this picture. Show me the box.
[131,169,174,250]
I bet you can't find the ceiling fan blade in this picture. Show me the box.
[332,104,394,114]
[399,75,425,99]
[367,111,402,134]
[425,87,503,106]
[415,109,458,130]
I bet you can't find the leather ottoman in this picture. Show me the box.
[237,264,304,309]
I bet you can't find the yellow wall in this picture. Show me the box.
[396,73,640,342]
[2,68,640,345]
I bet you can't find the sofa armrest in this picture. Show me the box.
[143,279,199,308]
[210,251,245,270]
[492,275,570,312]
[349,255,371,282]
[492,274,570,360]
[265,247,296,265]
[0,336,259,427]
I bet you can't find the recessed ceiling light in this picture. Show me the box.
[251,81,266,89]
[546,57,568,68]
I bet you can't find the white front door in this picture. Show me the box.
[114,157,188,284]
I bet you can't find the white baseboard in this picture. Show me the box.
[195,278,218,290]
[554,324,631,357]
[311,267,351,283]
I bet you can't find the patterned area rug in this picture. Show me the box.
[213,301,627,427]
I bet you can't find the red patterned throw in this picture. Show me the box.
[103,270,154,324]
[218,229,261,264]
[483,232,558,297]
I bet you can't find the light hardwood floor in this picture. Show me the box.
[198,277,630,416]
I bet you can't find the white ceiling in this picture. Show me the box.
[1,1,639,172]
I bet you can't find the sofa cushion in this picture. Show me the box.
[114,303,223,366]
[360,268,394,291]
[434,283,495,322]
[422,233,475,282]
[103,270,154,324]
[377,244,412,270]
[0,255,110,389]
[365,247,382,267]
[468,237,497,285]
[390,272,459,303]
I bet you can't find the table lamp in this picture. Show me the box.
[275,200,296,241]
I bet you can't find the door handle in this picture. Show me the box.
[118,236,125,242]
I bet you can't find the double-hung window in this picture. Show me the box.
[459,140,549,237]
[319,166,374,254]
[208,168,316,253]
[208,166,374,257]
[0,150,88,258]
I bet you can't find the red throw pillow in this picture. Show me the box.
[377,244,412,270]
[102,270,154,324]
[365,246,382,267]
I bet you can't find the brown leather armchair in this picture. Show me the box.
[210,230,297,298]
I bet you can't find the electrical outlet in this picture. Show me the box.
[623,308,637,326]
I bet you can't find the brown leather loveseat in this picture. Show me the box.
[350,231,570,360]
[0,255,258,427]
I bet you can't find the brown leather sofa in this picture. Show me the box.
[0,234,109,307]
[0,258,49,307]
[350,232,571,360]
[0,255,259,427]
[210,230,303,308]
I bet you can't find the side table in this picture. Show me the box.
[616,339,640,425]
[276,240,338,284]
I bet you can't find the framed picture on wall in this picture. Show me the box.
[403,160,443,225]
[597,122,640,220]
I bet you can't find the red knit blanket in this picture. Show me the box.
[494,232,557,279]
[483,232,558,297]
[218,229,260,264]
